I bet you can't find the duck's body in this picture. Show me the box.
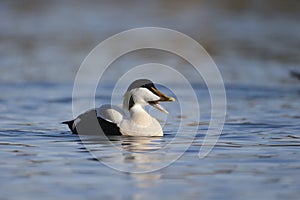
[63,79,174,136]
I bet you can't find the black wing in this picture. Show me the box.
[62,109,121,135]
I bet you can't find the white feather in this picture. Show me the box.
[96,105,124,125]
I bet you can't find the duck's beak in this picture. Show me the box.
[149,87,175,114]
[151,87,175,102]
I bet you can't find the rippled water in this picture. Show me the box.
[1,0,300,199]
[1,83,300,199]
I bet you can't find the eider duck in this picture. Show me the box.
[63,79,175,136]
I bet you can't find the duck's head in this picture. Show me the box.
[123,79,175,114]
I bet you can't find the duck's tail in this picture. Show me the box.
[61,120,74,130]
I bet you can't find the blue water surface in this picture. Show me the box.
[1,1,300,199]
[1,82,300,200]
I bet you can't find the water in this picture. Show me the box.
[1,1,300,200]
[1,83,300,199]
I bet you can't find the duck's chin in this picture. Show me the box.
[149,101,168,114]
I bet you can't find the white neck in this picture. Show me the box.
[129,104,153,126]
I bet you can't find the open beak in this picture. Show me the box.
[149,87,175,114]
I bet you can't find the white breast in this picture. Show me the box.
[119,118,163,136]
[119,104,163,136]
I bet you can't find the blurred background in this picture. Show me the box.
[1,0,299,86]
[1,1,300,199]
